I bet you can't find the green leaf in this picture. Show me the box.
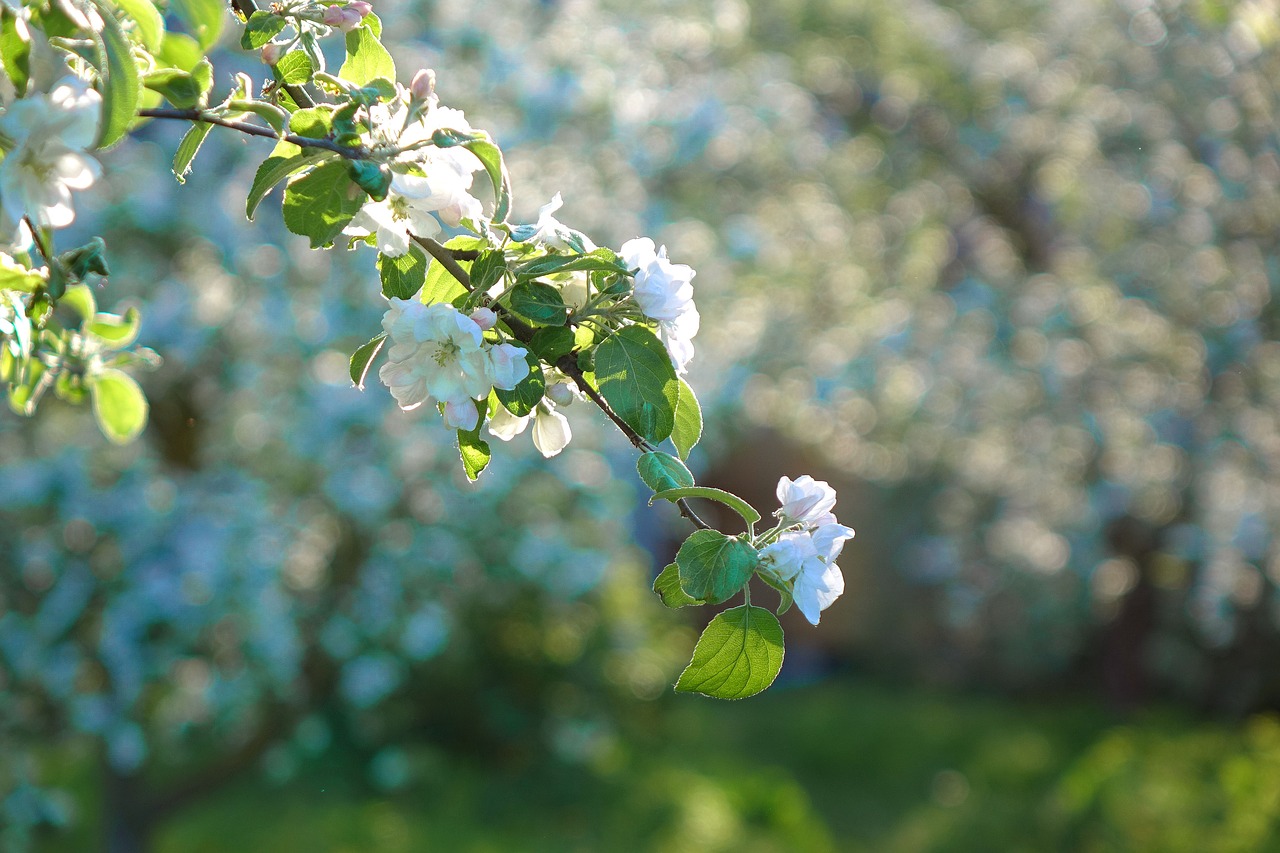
[421,254,470,306]
[650,486,762,527]
[85,308,141,349]
[378,247,427,300]
[59,284,96,321]
[339,16,394,86]
[240,10,285,50]
[347,160,391,202]
[461,137,511,223]
[654,563,704,609]
[156,32,201,72]
[282,161,368,247]
[457,429,491,482]
[171,121,212,183]
[225,99,287,133]
[528,326,575,363]
[674,529,759,605]
[246,148,334,220]
[0,260,45,293]
[288,106,333,138]
[672,378,702,460]
[594,325,678,443]
[349,333,386,390]
[637,451,695,493]
[276,50,313,86]
[171,0,224,50]
[143,68,202,108]
[757,571,794,616]
[509,282,568,326]
[515,248,627,281]
[675,606,784,700]
[469,250,506,293]
[494,353,544,417]
[93,1,140,149]
[115,0,164,51]
[0,10,31,96]
[90,368,148,444]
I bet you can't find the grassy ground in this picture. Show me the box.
[36,680,1280,851]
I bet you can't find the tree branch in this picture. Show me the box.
[137,108,365,158]
[228,0,316,109]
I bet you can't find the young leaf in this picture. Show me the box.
[85,308,141,349]
[457,429,491,482]
[461,137,512,223]
[349,333,386,390]
[515,248,627,281]
[282,161,368,248]
[675,529,759,605]
[90,368,148,444]
[143,68,203,109]
[240,10,285,50]
[421,254,470,306]
[92,1,139,149]
[171,121,213,183]
[115,0,165,51]
[650,486,762,527]
[347,160,391,202]
[378,247,427,300]
[246,149,334,219]
[672,378,702,459]
[653,563,704,609]
[276,51,314,86]
[494,353,545,417]
[509,282,568,326]
[594,325,678,443]
[528,326,575,363]
[637,451,694,493]
[340,16,395,86]
[288,106,333,139]
[156,32,202,72]
[469,250,506,293]
[675,606,784,700]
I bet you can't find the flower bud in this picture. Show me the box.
[260,42,285,66]
[547,382,576,407]
[469,307,497,330]
[346,0,374,17]
[322,4,362,30]
[409,68,436,102]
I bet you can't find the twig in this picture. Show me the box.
[228,0,316,109]
[137,108,365,158]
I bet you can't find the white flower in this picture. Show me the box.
[531,193,596,253]
[486,342,530,391]
[487,401,572,458]
[758,523,855,625]
[0,77,101,232]
[775,474,838,528]
[620,237,699,374]
[378,299,492,416]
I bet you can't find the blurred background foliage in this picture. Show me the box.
[7,0,1280,848]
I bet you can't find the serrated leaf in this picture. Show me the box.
[654,562,704,609]
[93,1,139,149]
[143,68,202,108]
[529,326,575,363]
[675,606,784,700]
[288,106,332,138]
[0,11,32,96]
[115,0,164,51]
[672,378,702,459]
[509,281,568,326]
[457,429,491,482]
[469,250,506,292]
[515,248,627,281]
[650,486,762,527]
[283,162,367,248]
[246,148,334,220]
[675,529,759,605]
[276,50,313,86]
[494,353,544,417]
[637,451,694,493]
[349,333,386,390]
[171,0,224,50]
[378,247,427,299]
[90,368,148,444]
[594,325,678,443]
[171,121,212,182]
[339,16,394,86]
[240,10,284,50]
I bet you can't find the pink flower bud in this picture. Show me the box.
[409,68,436,102]
[322,4,362,30]
[346,1,373,17]
[469,307,497,330]
[260,42,285,65]
[322,5,345,25]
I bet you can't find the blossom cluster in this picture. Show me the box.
[0,77,102,251]
[378,298,528,430]
[757,475,855,625]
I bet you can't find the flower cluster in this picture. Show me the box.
[345,75,485,256]
[757,476,854,625]
[620,237,699,374]
[488,371,581,458]
[378,298,529,430]
[0,77,102,250]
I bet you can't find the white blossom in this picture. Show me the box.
[487,400,572,458]
[377,299,527,429]
[0,77,101,233]
[620,237,699,374]
[758,523,855,626]
[531,193,596,253]
[775,474,838,528]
